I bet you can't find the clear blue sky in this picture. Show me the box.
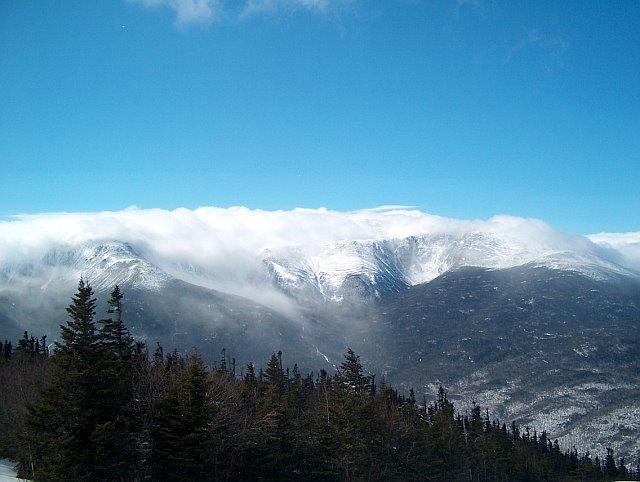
[1,0,638,234]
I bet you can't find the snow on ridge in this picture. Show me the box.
[263,239,401,299]
[80,242,170,291]
[260,227,640,301]
[0,241,170,292]
[1,207,638,299]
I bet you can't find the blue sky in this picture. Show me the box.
[1,0,638,234]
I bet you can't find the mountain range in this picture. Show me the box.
[1,207,639,463]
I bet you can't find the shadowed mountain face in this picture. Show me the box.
[122,279,315,369]
[353,266,640,462]
[1,241,639,462]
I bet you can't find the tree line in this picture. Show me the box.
[0,279,637,481]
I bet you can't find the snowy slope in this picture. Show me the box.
[1,209,640,464]
[262,231,639,302]
[0,242,170,293]
[263,240,408,302]
[1,209,638,303]
[79,242,170,290]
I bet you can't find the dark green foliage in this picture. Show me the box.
[147,353,213,480]
[604,447,619,480]
[20,278,102,480]
[100,285,134,360]
[94,285,138,480]
[18,280,138,481]
[336,347,372,394]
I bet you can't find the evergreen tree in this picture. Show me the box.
[100,285,134,361]
[604,447,618,480]
[11,290,635,481]
[94,285,138,480]
[336,347,371,394]
[321,349,379,480]
[262,351,286,392]
[147,353,213,481]
[251,352,288,479]
[2,340,11,360]
[20,280,139,481]
[21,278,102,480]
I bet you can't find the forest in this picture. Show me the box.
[0,280,637,481]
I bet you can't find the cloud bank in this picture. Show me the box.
[1,206,639,313]
[588,232,640,272]
[1,205,638,269]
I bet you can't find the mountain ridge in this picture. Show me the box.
[1,209,640,463]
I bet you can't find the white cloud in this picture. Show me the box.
[0,206,637,310]
[0,206,630,266]
[456,0,488,16]
[588,232,640,270]
[130,0,221,26]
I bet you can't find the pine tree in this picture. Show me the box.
[100,285,134,361]
[336,347,371,394]
[604,447,618,480]
[147,353,213,480]
[19,280,140,481]
[2,340,11,360]
[252,352,288,479]
[21,278,102,480]
[94,285,138,480]
[323,349,379,480]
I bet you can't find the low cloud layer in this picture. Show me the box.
[1,206,639,315]
[588,232,640,272]
[1,206,638,269]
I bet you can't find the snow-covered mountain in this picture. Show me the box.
[0,242,170,293]
[262,231,638,303]
[1,207,640,463]
[0,207,638,304]
[1,232,636,307]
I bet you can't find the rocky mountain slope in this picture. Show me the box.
[357,265,640,462]
[1,209,639,463]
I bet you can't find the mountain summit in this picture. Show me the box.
[1,207,637,304]
[1,207,639,462]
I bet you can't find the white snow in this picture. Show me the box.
[0,460,20,482]
[261,230,638,301]
[0,208,638,302]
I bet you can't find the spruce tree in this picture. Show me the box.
[324,349,377,480]
[100,285,134,360]
[94,285,138,480]
[147,353,213,481]
[2,340,11,360]
[604,447,618,479]
[20,280,138,481]
[21,278,102,480]
[336,347,371,394]
[252,352,287,479]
